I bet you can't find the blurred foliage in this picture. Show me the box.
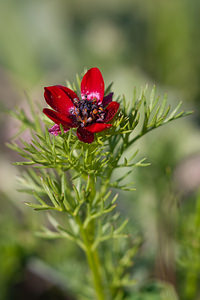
[177,191,200,300]
[0,0,200,108]
[0,0,200,299]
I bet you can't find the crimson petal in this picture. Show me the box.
[44,86,75,115]
[49,124,69,136]
[57,85,79,102]
[43,108,76,127]
[102,92,113,108]
[85,123,112,133]
[81,68,104,103]
[77,126,94,143]
[103,102,120,123]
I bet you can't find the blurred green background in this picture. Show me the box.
[0,0,200,299]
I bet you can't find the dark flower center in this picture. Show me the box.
[73,97,105,127]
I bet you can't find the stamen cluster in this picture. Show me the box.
[73,98,105,127]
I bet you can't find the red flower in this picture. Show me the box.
[43,68,120,143]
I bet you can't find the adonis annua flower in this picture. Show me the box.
[43,67,120,143]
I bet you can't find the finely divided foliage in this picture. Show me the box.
[8,69,191,300]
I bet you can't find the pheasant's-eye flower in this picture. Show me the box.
[43,68,120,143]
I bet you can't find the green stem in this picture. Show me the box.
[86,245,105,300]
[74,174,105,299]
[81,225,105,300]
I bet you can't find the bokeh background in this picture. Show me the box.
[0,0,200,299]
